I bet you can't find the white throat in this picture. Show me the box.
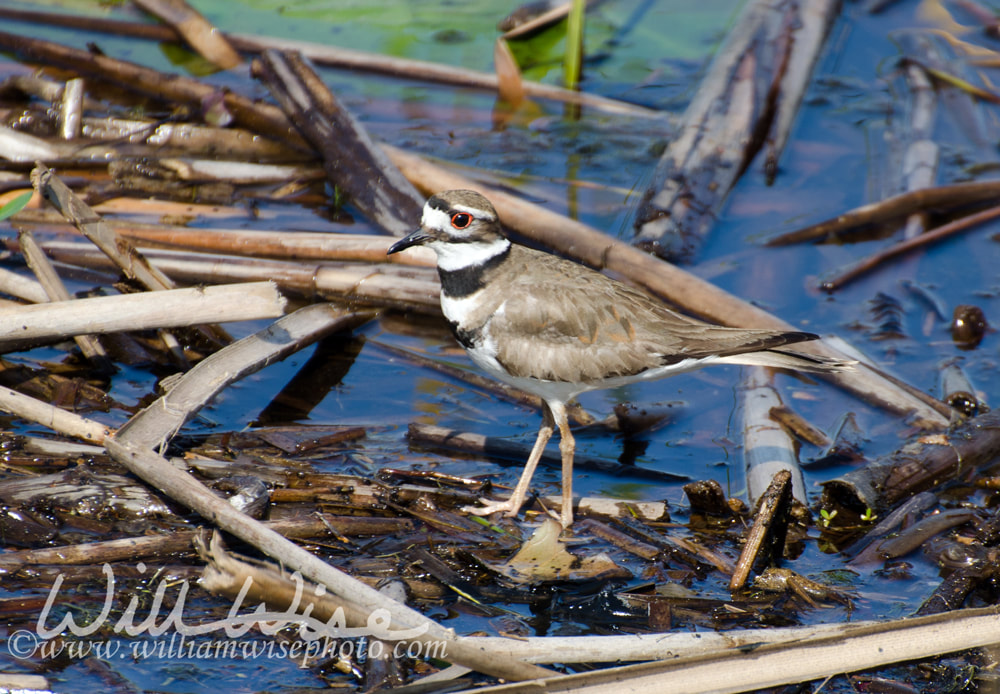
[430,237,510,272]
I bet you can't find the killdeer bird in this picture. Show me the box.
[388,190,845,528]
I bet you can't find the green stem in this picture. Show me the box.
[564,0,585,90]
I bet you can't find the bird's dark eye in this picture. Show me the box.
[450,213,472,229]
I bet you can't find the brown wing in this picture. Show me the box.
[489,247,816,383]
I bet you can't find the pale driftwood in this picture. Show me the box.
[135,0,242,69]
[0,8,657,119]
[0,384,110,442]
[0,283,286,351]
[900,59,937,240]
[465,619,879,663]
[42,241,442,312]
[99,222,437,267]
[254,49,424,237]
[57,77,84,140]
[79,115,303,159]
[21,436,105,457]
[0,124,68,162]
[450,607,1000,693]
[105,439,552,682]
[125,158,323,184]
[18,229,110,367]
[0,675,48,691]
[633,0,839,261]
[383,145,952,428]
[0,265,50,303]
[741,367,806,505]
[33,165,175,291]
[116,304,373,450]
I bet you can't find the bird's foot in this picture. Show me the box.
[543,506,573,529]
[462,498,522,519]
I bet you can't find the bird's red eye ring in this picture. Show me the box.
[450,212,472,229]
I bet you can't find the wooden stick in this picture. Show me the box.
[823,408,1000,511]
[741,367,806,506]
[0,383,110,443]
[18,229,111,368]
[453,607,1000,691]
[0,30,310,150]
[40,242,442,312]
[33,165,175,291]
[729,470,792,592]
[0,283,286,351]
[764,180,1000,246]
[0,266,48,303]
[633,0,839,260]
[252,49,424,237]
[134,0,242,69]
[820,203,1000,291]
[116,304,373,450]
[16,217,437,267]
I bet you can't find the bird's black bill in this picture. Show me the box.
[387,228,431,255]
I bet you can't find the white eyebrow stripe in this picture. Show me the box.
[421,206,452,230]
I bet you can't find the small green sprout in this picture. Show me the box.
[819,508,838,528]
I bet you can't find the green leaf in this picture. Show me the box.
[0,191,32,222]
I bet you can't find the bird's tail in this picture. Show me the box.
[717,348,855,373]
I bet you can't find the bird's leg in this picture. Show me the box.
[550,401,575,528]
[464,403,554,520]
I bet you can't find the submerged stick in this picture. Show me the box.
[633,0,839,262]
[764,180,1000,246]
[741,367,806,506]
[407,423,684,482]
[820,203,1000,291]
